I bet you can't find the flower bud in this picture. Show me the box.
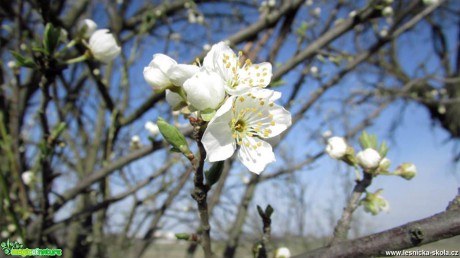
[130,135,142,149]
[325,136,347,159]
[360,189,389,215]
[356,148,381,171]
[395,163,417,180]
[378,157,391,171]
[143,54,177,91]
[382,6,393,17]
[145,121,159,136]
[21,170,34,186]
[274,247,291,258]
[183,69,225,111]
[88,29,121,63]
[78,19,97,38]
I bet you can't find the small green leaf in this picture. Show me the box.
[379,141,388,157]
[269,79,286,88]
[43,22,61,55]
[10,51,36,68]
[205,161,224,187]
[200,108,216,122]
[157,117,193,159]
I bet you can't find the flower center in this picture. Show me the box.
[234,119,246,132]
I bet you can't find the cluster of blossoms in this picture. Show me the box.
[77,19,121,63]
[144,42,292,174]
[324,132,417,215]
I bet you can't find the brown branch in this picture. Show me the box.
[330,172,373,244]
[293,189,460,258]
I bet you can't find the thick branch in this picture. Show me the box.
[293,198,460,257]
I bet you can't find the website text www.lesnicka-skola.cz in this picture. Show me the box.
[384,249,460,256]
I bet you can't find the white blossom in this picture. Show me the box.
[130,135,142,149]
[202,90,291,174]
[356,148,381,170]
[183,69,226,110]
[88,29,121,63]
[312,7,321,17]
[382,6,393,17]
[21,171,34,186]
[145,122,160,136]
[325,137,347,159]
[78,19,97,38]
[274,247,291,258]
[143,54,177,91]
[202,41,272,96]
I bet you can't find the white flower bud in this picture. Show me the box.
[7,224,16,232]
[357,148,381,171]
[322,130,332,138]
[21,170,34,186]
[312,7,321,17]
[78,19,97,38]
[274,247,291,258]
[379,157,391,170]
[382,6,393,17]
[379,28,389,38]
[325,137,348,159]
[7,61,16,68]
[196,15,205,24]
[203,44,211,51]
[130,135,142,149]
[349,10,357,18]
[395,163,417,180]
[88,29,121,63]
[145,122,159,136]
[310,66,319,76]
[183,69,225,111]
[1,231,9,238]
[268,0,276,7]
[143,54,177,91]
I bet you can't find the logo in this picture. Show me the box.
[1,239,62,257]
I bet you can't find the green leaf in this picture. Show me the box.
[205,161,224,187]
[43,22,61,55]
[157,117,193,159]
[379,141,388,157]
[200,108,216,122]
[269,79,286,88]
[10,51,36,68]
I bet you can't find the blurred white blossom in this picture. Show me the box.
[88,29,121,63]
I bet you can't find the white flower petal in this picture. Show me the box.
[165,90,184,109]
[183,70,225,110]
[238,137,275,174]
[202,116,236,162]
[203,41,231,69]
[78,19,97,38]
[167,64,199,86]
[238,62,272,88]
[143,54,177,90]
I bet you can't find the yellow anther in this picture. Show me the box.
[270,121,275,126]
[239,96,245,102]
[259,101,265,106]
